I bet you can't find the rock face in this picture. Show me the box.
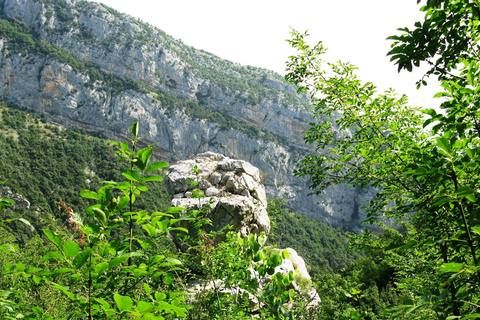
[0,0,377,232]
[166,152,270,238]
[0,186,30,209]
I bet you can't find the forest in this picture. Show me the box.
[1,0,480,319]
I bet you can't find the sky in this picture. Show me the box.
[90,0,440,109]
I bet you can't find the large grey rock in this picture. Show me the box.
[166,152,270,238]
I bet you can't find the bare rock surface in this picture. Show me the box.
[166,152,270,237]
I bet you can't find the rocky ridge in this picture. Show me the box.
[0,0,375,232]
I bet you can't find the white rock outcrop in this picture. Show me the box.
[165,152,270,238]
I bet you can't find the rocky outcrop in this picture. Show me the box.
[169,154,320,309]
[0,0,377,232]
[166,152,270,238]
[0,186,30,209]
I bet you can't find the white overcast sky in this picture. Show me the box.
[90,0,440,109]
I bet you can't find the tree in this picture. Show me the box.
[285,0,480,315]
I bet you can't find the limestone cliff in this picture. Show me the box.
[0,0,375,232]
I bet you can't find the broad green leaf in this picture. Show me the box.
[26,267,43,273]
[97,186,112,205]
[136,301,154,313]
[439,263,464,273]
[164,206,186,214]
[43,252,64,262]
[94,262,109,274]
[436,137,452,156]
[108,256,129,269]
[141,175,163,183]
[115,196,130,212]
[471,226,480,236]
[114,293,133,312]
[43,229,62,249]
[80,190,98,200]
[73,249,92,269]
[0,244,16,253]
[155,292,167,301]
[64,240,79,259]
[141,147,153,167]
[142,224,156,236]
[52,268,73,275]
[18,218,33,229]
[146,161,169,172]
[120,141,129,152]
[143,283,151,295]
[122,169,140,182]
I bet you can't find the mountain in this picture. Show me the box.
[0,0,374,232]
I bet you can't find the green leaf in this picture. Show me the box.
[436,137,452,156]
[15,262,25,272]
[0,244,16,253]
[141,175,163,183]
[64,240,79,259]
[114,293,133,312]
[115,196,130,212]
[155,292,167,301]
[52,268,73,275]
[26,267,42,273]
[43,252,64,262]
[131,121,139,137]
[108,256,129,269]
[142,224,156,236]
[43,229,62,249]
[439,263,464,273]
[141,147,153,167]
[73,249,92,269]
[18,218,33,229]
[97,186,112,205]
[471,226,480,236]
[94,262,109,274]
[146,161,169,172]
[136,301,154,313]
[80,190,98,200]
[143,283,151,295]
[122,169,140,182]
[163,273,175,285]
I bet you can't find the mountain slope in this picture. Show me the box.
[0,0,375,231]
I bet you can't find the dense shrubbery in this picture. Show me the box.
[0,119,330,319]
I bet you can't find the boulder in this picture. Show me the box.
[165,152,270,238]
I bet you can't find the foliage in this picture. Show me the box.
[285,2,480,315]
[2,122,190,319]
[267,198,362,275]
[0,103,171,242]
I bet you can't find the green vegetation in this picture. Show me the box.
[0,120,324,319]
[267,198,362,275]
[0,102,171,243]
[2,0,480,318]
[285,0,480,318]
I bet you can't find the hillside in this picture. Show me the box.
[0,0,375,231]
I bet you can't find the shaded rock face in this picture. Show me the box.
[166,152,270,238]
[0,186,30,209]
